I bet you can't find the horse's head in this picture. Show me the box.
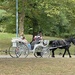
[66,37,75,45]
[70,37,75,45]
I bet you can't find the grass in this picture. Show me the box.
[0,33,15,50]
[0,33,75,75]
[0,33,32,49]
[0,32,75,55]
[0,32,59,50]
[0,58,75,75]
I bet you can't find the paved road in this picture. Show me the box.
[0,55,75,58]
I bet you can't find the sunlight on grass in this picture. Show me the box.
[0,32,15,39]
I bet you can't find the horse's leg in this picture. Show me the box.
[62,49,66,57]
[66,49,71,58]
[52,50,55,57]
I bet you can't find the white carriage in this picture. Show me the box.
[9,37,50,58]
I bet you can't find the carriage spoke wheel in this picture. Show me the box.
[9,44,29,58]
[42,47,50,58]
[34,46,50,58]
[15,44,29,58]
[15,46,22,58]
[34,46,43,58]
[9,46,19,58]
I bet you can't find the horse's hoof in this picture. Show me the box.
[62,55,64,57]
[52,56,55,58]
[69,56,71,58]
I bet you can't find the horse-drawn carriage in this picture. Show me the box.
[9,37,51,58]
[9,37,75,58]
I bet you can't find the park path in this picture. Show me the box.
[0,55,75,58]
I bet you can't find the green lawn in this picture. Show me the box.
[0,32,75,55]
[0,32,59,50]
[0,33,15,50]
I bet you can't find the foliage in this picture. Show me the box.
[0,0,75,37]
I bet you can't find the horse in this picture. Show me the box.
[49,37,74,58]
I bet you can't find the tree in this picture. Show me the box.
[18,0,25,35]
[0,0,75,38]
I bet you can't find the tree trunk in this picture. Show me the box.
[19,12,25,35]
[19,0,25,36]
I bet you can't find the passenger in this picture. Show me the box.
[21,36,28,44]
[31,31,43,49]
[20,34,31,50]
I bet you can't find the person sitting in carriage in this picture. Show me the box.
[33,31,42,41]
[20,33,28,44]
[20,34,31,50]
[31,31,43,50]
[20,31,43,50]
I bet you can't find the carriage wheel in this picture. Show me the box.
[16,44,29,58]
[42,47,50,58]
[9,46,20,58]
[9,44,29,58]
[34,46,50,58]
[34,46,43,58]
